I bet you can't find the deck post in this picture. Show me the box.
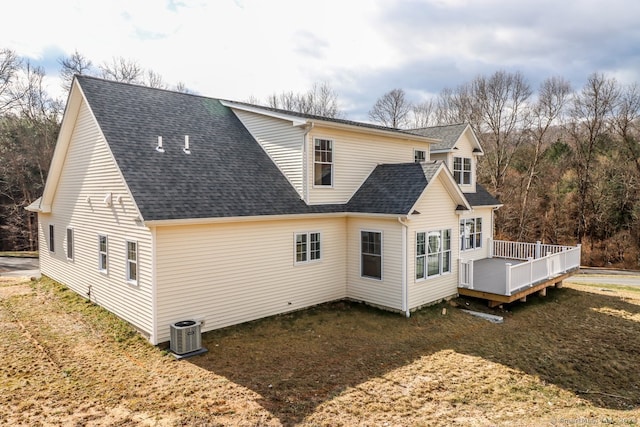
[505,263,512,295]
[488,237,493,258]
[529,257,534,287]
[469,259,474,289]
[535,241,541,259]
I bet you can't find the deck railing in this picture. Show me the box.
[492,239,575,261]
[459,239,582,294]
[504,244,581,295]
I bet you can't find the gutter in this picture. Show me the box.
[397,216,410,317]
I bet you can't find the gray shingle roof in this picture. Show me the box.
[75,77,493,221]
[409,123,468,152]
[464,184,502,207]
[77,76,320,221]
[347,162,441,215]
[223,100,425,138]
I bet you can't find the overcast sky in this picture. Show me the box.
[3,0,640,122]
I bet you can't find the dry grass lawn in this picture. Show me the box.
[1,275,639,426]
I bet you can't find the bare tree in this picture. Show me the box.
[410,99,437,128]
[567,72,620,244]
[266,82,342,118]
[613,83,640,176]
[99,57,143,84]
[471,71,533,199]
[0,48,23,114]
[174,81,191,93]
[368,88,412,128]
[144,69,167,89]
[517,76,572,239]
[58,50,93,91]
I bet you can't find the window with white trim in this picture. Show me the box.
[314,138,333,186]
[126,241,138,283]
[414,149,426,163]
[295,232,321,263]
[423,229,451,278]
[361,231,382,279]
[48,224,55,253]
[98,235,108,272]
[416,232,426,279]
[66,228,74,260]
[460,218,482,251]
[453,157,472,185]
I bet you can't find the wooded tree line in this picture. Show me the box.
[368,71,640,267]
[1,47,638,267]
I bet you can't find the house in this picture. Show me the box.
[28,76,580,344]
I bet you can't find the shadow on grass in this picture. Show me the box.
[190,289,640,426]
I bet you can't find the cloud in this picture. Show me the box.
[2,0,640,121]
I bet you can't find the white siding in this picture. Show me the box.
[346,217,403,310]
[154,217,347,343]
[38,100,153,338]
[406,175,461,309]
[308,126,431,204]
[233,109,305,196]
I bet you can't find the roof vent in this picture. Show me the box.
[183,135,191,154]
[156,136,165,153]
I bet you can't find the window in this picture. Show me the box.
[295,232,321,263]
[416,232,426,279]
[453,157,472,185]
[417,230,451,279]
[66,228,74,260]
[314,138,333,186]
[414,149,426,163]
[460,218,482,250]
[126,241,138,283]
[98,235,108,272]
[361,231,382,279]
[48,224,55,252]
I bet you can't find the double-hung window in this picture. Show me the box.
[453,157,472,185]
[126,241,138,283]
[414,149,426,163]
[361,231,382,279]
[417,229,451,279]
[314,138,333,186]
[295,232,321,263]
[98,235,108,272]
[66,228,74,260]
[460,218,482,250]
[48,224,55,253]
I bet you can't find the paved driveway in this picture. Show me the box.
[0,257,40,278]
[567,273,640,287]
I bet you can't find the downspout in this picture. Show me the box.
[397,216,410,318]
[302,123,314,202]
[150,225,158,345]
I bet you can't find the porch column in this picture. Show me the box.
[505,263,512,295]
[535,241,541,259]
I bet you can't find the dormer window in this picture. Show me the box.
[414,149,426,163]
[314,138,333,186]
[453,157,472,185]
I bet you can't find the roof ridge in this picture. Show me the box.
[75,74,217,102]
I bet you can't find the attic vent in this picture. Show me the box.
[156,136,165,153]
[183,135,191,154]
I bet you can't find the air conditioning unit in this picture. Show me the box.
[170,320,202,355]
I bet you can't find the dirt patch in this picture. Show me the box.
[0,283,32,300]
[1,277,639,426]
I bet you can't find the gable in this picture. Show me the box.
[76,76,314,221]
[347,161,469,216]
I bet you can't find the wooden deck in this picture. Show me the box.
[458,257,578,307]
